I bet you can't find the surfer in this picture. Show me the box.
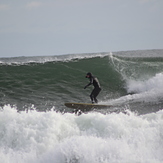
[84,72,101,103]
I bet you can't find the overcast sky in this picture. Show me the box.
[0,0,163,57]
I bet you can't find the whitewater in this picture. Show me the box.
[0,106,163,163]
[0,49,163,163]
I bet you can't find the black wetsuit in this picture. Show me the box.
[84,73,101,103]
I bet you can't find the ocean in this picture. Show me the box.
[0,49,163,163]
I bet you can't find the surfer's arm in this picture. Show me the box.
[84,78,93,89]
[84,83,91,89]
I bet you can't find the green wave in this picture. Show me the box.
[0,51,163,113]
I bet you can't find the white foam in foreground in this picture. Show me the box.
[0,105,163,163]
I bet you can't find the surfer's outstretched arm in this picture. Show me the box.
[84,77,93,89]
[84,82,91,89]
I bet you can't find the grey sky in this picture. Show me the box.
[0,0,163,57]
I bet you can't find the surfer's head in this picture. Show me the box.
[86,72,92,78]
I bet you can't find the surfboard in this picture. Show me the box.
[64,102,113,112]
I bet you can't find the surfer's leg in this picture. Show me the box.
[90,94,94,103]
[90,89,96,103]
[94,88,101,103]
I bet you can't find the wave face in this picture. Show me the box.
[0,49,163,114]
[0,49,163,162]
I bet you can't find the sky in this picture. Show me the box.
[0,0,163,57]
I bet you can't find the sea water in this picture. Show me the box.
[0,105,163,163]
[0,49,163,162]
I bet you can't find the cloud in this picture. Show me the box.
[0,4,10,10]
[26,2,43,9]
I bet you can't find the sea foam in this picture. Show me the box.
[0,105,163,163]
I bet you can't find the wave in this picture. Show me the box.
[0,52,109,65]
[0,49,163,114]
[0,49,163,65]
[127,73,163,93]
[109,73,163,105]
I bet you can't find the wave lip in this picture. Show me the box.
[0,52,109,65]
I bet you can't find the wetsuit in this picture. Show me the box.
[84,72,101,103]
